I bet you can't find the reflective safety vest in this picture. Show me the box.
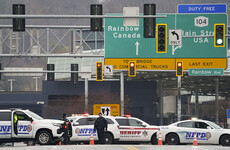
[14,114,18,124]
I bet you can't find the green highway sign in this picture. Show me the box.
[189,68,224,76]
[104,13,227,59]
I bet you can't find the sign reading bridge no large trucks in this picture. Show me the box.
[104,13,227,70]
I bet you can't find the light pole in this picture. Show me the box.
[8,79,15,91]
[33,77,40,91]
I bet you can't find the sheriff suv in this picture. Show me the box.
[67,114,120,144]
[0,109,64,145]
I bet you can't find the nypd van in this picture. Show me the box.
[0,109,64,145]
[159,119,230,146]
[67,114,120,144]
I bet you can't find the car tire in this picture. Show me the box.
[37,130,52,145]
[151,134,158,145]
[166,133,180,145]
[220,135,230,146]
[105,133,114,144]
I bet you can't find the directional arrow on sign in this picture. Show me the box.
[106,66,111,72]
[106,108,110,116]
[135,41,139,55]
[172,45,182,55]
[172,31,179,40]
[104,65,113,76]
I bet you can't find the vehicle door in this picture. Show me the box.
[71,117,97,141]
[12,111,33,138]
[0,111,12,139]
[193,121,216,144]
[176,121,195,143]
[116,118,147,141]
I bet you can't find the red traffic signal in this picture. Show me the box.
[96,62,103,81]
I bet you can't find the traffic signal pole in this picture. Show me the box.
[177,76,181,121]
[85,78,89,113]
[158,76,163,125]
[215,78,219,124]
[120,71,124,116]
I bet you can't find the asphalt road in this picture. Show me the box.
[1,143,230,150]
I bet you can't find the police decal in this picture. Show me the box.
[120,131,141,137]
[0,125,11,134]
[142,131,148,137]
[185,132,210,140]
[205,132,211,139]
[27,125,32,132]
[75,128,96,136]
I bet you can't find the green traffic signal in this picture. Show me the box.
[214,24,225,47]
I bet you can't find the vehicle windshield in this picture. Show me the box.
[26,110,43,120]
[207,121,222,129]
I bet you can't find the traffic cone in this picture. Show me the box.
[158,132,163,145]
[90,132,94,145]
[59,141,62,145]
[193,133,198,146]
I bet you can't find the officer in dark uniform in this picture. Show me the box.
[94,113,108,144]
[61,113,72,145]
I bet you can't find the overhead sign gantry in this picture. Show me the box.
[104,13,227,71]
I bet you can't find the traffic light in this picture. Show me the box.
[47,64,55,81]
[144,4,156,38]
[71,64,78,84]
[156,24,167,53]
[96,62,103,81]
[176,61,183,77]
[12,4,25,32]
[128,61,136,77]
[90,4,103,31]
[214,24,225,47]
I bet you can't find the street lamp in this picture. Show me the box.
[33,77,40,91]
[8,79,15,91]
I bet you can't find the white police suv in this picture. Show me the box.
[114,115,159,144]
[159,118,230,146]
[0,109,64,145]
[67,114,120,144]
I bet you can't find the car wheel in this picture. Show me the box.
[151,134,158,145]
[220,135,230,146]
[37,130,52,145]
[105,133,114,144]
[166,133,180,145]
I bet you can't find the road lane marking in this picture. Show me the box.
[124,145,139,150]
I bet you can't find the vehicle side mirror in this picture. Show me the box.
[29,117,33,122]
[207,126,212,129]
[142,124,147,127]
[73,122,79,126]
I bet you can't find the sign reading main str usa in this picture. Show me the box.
[104,13,227,70]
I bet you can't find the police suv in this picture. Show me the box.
[68,114,120,144]
[159,118,230,146]
[114,115,159,144]
[0,109,64,145]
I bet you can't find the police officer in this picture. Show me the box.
[94,113,108,144]
[13,113,18,135]
[61,113,71,145]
